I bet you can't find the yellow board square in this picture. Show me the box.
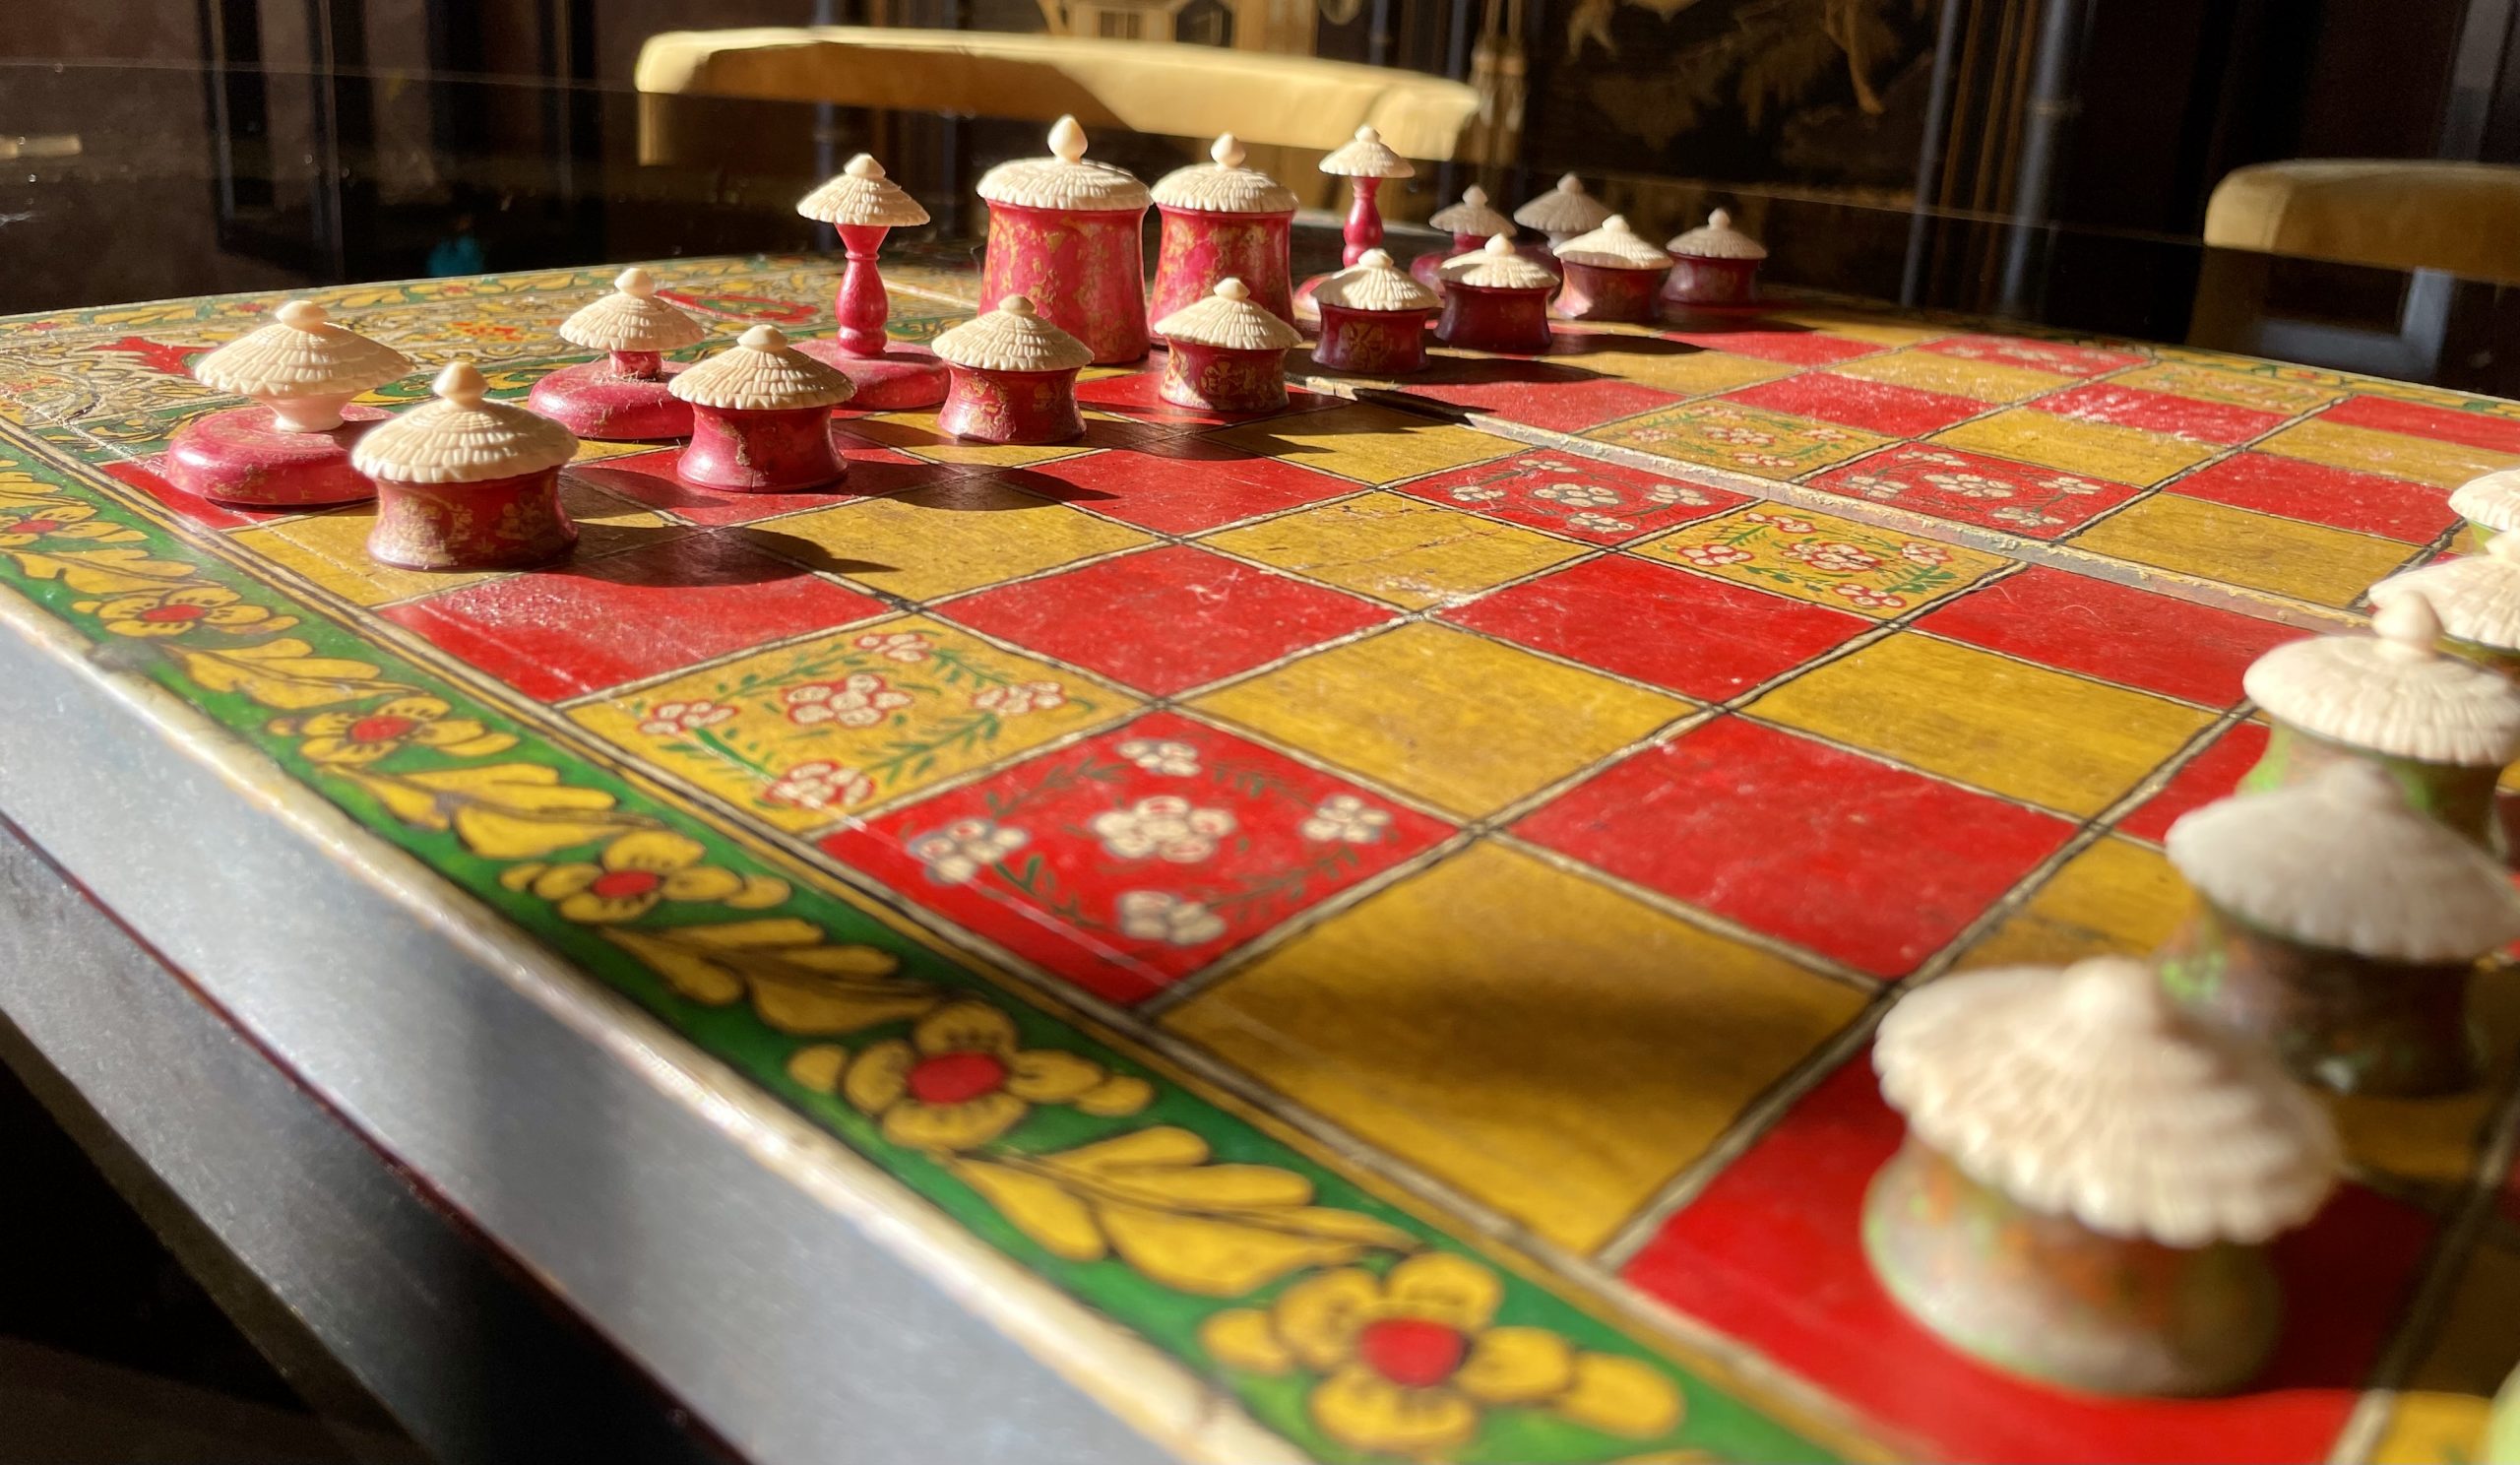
[1165,841,1866,1253]
[2107,362,2344,416]
[1932,409,2217,487]
[2258,417,2520,488]
[1757,311,1948,348]
[1633,505,2011,619]
[1745,634,2213,816]
[750,476,1152,604]
[2368,1240,2520,1464]
[1204,402,1519,485]
[571,614,1137,832]
[1567,347,1796,396]
[1582,401,1890,481]
[1199,491,1582,609]
[1832,348,2075,403]
[230,478,679,607]
[1193,623,1686,817]
[843,410,1154,469]
[2069,493,2415,608]
[1957,836,2187,971]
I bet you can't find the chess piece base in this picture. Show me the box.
[1662,256,1762,310]
[164,405,390,508]
[527,359,694,441]
[1555,261,1670,323]
[1435,286,1553,354]
[1158,341,1288,414]
[368,468,576,571]
[793,338,949,410]
[1312,305,1432,375]
[939,364,1084,445]
[678,406,849,493]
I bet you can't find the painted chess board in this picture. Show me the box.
[2,253,2516,1465]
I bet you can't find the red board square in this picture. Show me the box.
[2319,394,2520,454]
[1666,329,1888,365]
[1804,443,2142,539]
[1724,371,1987,436]
[1919,334,2146,376]
[941,543,1394,695]
[2117,720,2272,843]
[1014,440,1360,536]
[1444,555,1863,699]
[1621,1055,2432,1464]
[100,456,273,532]
[2170,452,2456,543]
[1077,366,1341,427]
[1399,359,1682,434]
[2032,382,2286,445]
[820,710,1454,1004]
[383,531,890,701]
[1917,567,2304,706]
[1515,718,2073,978]
[573,446,971,528]
[1392,447,1752,544]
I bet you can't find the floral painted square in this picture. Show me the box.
[1918,334,2145,377]
[1635,505,2012,618]
[1804,443,2142,539]
[1581,402,1890,481]
[821,711,1454,1004]
[570,616,1137,833]
[1393,449,1751,545]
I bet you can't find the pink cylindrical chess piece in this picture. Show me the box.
[794,154,950,408]
[669,325,857,493]
[977,117,1153,365]
[1149,133,1299,327]
[1311,250,1437,375]
[352,361,579,570]
[528,267,708,440]
[166,300,410,507]
[1551,216,1673,323]
[932,295,1094,445]
[1412,185,1513,288]
[1663,209,1768,312]
[1436,234,1559,354]
[1153,278,1302,414]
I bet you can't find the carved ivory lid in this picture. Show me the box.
[2165,761,2520,962]
[1875,956,2341,1246]
[558,268,707,353]
[1553,215,1673,270]
[1513,174,1610,234]
[351,361,576,483]
[2451,468,2520,533]
[1668,208,1768,261]
[2243,592,2520,765]
[668,325,856,412]
[795,154,932,228]
[931,295,1095,373]
[1312,248,1438,313]
[1428,185,1511,236]
[2369,532,2520,651]
[1439,233,1560,290]
[1151,134,1298,214]
[976,116,1151,212]
[1152,278,1303,350]
[192,300,410,400]
[1318,124,1413,179]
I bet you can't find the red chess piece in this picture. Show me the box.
[671,326,857,493]
[166,299,411,508]
[527,267,706,440]
[793,154,950,409]
[354,362,579,571]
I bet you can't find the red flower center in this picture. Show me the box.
[9,518,67,535]
[588,869,662,900]
[137,604,208,623]
[906,1051,1010,1106]
[1355,1318,1469,1390]
[347,714,418,743]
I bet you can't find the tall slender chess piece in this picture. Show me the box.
[167,301,410,507]
[528,268,707,440]
[793,155,949,409]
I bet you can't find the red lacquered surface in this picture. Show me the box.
[677,405,849,493]
[938,364,1085,444]
[794,337,948,410]
[1434,283,1553,353]
[163,404,389,507]
[978,200,1149,364]
[1409,234,1482,288]
[1553,261,1668,322]
[1311,304,1431,374]
[1151,207,1294,326]
[367,466,575,571]
[1157,341,1288,414]
[527,355,695,441]
[1663,255,1763,308]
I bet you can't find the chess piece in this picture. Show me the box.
[2451,468,2520,549]
[1149,134,1298,328]
[2239,590,2520,850]
[1435,234,1560,354]
[352,361,578,571]
[1319,125,1414,269]
[166,300,410,508]
[1513,173,1609,252]
[1151,278,1302,414]
[792,154,949,409]
[1412,184,1513,288]
[976,116,1153,365]
[2490,1362,2520,1465]
[1312,249,1438,375]
[2368,529,2520,679]
[527,268,708,440]
[1663,209,1768,312]
[1550,216,1672,323]
[931,295,1094,445]
[2159,762,2520,1097]
[669,326,856,493]
[1865,955,2339,1396]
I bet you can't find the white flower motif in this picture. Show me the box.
[1567,512,1636,534]
[1679,542,1755,567]
[1299,794,1393,845]
[973,680,1066,718]
[853,630,933,663]
[1116,737,1201,776]
[786,672,913,729]
[636,699,735,736]
[1831,473,1905,501]
[1920,472,2017,500]
[1645,482,1712,506]
[1736,452,1799,469]
[1700,424,1776,447]
[1900,541,1952,565]
[1834,584,1908,610]
[1114,890,1228,947]
[1991,506,2064,528]
[2034,475,2106,497]
[1533,480,1622,508]
[1448,484,1508,503]
[1784,541,1883,574]
[1089,796,1236,863]
[1911,450,1971,467]
[763,760,872,812]
[1740,511,1816,533]
[908,817,1029,884]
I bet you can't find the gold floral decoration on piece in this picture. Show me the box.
[791,1000,1150,1152]
[502,830,788,924]
[0,499,146,548]
[1202,1252,1682,1456]
[76,584,296,638]
[268,694,513,763]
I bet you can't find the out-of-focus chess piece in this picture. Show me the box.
[2452,467,2520,548]
[2370,524,2520,679]
[166,300,410,507]
[1550,216,1672,323]
[1436,234,1559,354]
[1312,249,1438,375]
[1413,184,1512,288]
[670,326,856,494]
[976,116,1152,365]
[1514,173,1609,252]
[792,155,950,409]
[1149,134,1298,329]
[1663,209,1768,313]
[527,268,707,440]
[1152,278,1302,414]
[931,296,1094,445]
[1864,955,2339,1396]
[352,361,578,571]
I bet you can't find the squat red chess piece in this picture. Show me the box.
[527,267,708,440]
[793,154,950,409]
[1411,185,1512,288]
[1312,249,1437,375]
[1663,209,1768,312]
[167,300,410,508]
[1149,133,1299,328]
[931,295,1093,445]
[977,116,1152,365]
[1153,278,1302,414]
[353,361,579,571]
[670,325,857,493]
[1551,216,1673,323]
[1436,234,1560,354]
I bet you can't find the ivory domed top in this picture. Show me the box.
[2369,531,2520,651]
[795,154,932,228]
[1153,278,1303,350]
[2451,468,2520,534]
[976,116,1151,212]
[1312,248,1438,312]
[1318,124,1413,179]
[668,325,856,412]
[1438,233,1561,290]
[1553,215,1674,270]
[557,268,707,354]
[1668,208,1768,261]
[1429,185,1512,237]
[2166,761,2520,963]
[931,295,1095,373]
[2243,591,2520,765]
[192,300,410,401]
[1513,174,1611,234]
[350,361,577,484]
[1875,956,2341,1246]
[1150,133,1299,214]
